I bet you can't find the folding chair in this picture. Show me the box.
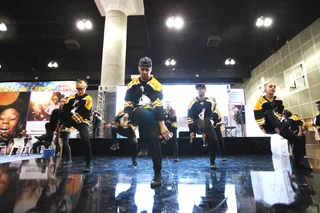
[9,138,26,157]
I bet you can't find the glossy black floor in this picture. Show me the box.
[0,155,318,213]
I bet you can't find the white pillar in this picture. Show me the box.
[95,0,145,86]
[94,0,144,137]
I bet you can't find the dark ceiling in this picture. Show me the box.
[0,0,319,85]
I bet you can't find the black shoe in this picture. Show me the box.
[110,143,119,151]
[132,157,138,167]
[174,157,179,162]
[293,163,313,172]
[83,162,93,173]
[222,157,227,161]
[137,148,148,157]
[150,173,163,188]
[203,142,208,147]
[210,161,217,170]
[62,160,72,165]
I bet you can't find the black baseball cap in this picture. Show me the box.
[76,79,88,85]
[195,83,206,90]
[138,57,152,68]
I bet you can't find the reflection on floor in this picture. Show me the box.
[0,155,318,213]
[0,154,42,164]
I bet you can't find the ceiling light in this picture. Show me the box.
[0,64,1,68]
[170,59,176,66]
[230,59,235,65]
[77,20,85,30]
[165,60,170,66]
[225,59,230,65]
[166,17,174,28]
[53,62,58,68]
[196,74,199,77]
[48,62,53,68]
[86,76,90,79]
[48,61,58,68]
[256,17,264,27]
[85,20,92,30]
[225,58,235,66]
[174,17,184,29]
[35,76,38,80]
[264,17,273,27]
[172,68,175,71]
[0,23,7,32]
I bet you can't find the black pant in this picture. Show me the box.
[131,107,162,173]
[195,118,219,162]
[62,123,92,163]
[264,109,304,161]
[215,125,225,157]
[32,141,51,154]
[164,122,178,158]
[111,125,138,158]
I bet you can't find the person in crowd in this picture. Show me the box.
[313,100,320,134]
[187,83,219,170]
[161,101,179,162]
[59,79,93,173]
[59,98,66,109]
[212,105,227,161]
[121,56,171,188]
[254,82,309,170]
[92,109,102,138]
[0,108,21,145]
[32,122,54,154]
[109,109,138,166]
[283,109,306,157]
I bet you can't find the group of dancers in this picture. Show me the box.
[43,56,313,189]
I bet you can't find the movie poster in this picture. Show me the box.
[0,92,31,144]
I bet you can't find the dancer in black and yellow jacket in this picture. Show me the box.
[121,57,171,188]
[254,82,308,171]
[109,109,138,166]
[60,79,93,173]
[162,101,179,162]
[187,83,219,170]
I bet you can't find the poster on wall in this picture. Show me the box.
[0,81,76,92]
[0,92,31,144]
[26,91,75,135]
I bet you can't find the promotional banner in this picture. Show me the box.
[0,81,76,92]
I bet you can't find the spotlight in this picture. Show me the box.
[77,20,85,30]
[52,62,58,68]
[174,17,184,29]
[48,62,53,68]
[166,17,184,29]
[86,76,90,79]
[264,17,273,27]
[225,59,230,65]
[77,19,92,30]
[170,59,176,66]
[256,17,264,27]
[85,20,92,30]
[230,59,235,65]
[35,76,39,80]
[0,64,1,68]
[165,60,170,66]
[166,17,174,28]
[0,23,7,32]
[196,74,199,77]
[165,59,176,66]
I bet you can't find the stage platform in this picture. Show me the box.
[69,137,271,157]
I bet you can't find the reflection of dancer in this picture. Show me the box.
[121,57,171,188]
[92,109,102,138]
[60,79,93,173]
[187,83,219,170]
[283,110,306,157]
[193,171,227,212]
[109,109,138,166]
[113,174,137,212]
[45,92,64,115]
[161,101,179,162]
[212,107,227,161]
[254,82,308,170]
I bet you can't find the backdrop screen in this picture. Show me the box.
[116,84,229,116]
